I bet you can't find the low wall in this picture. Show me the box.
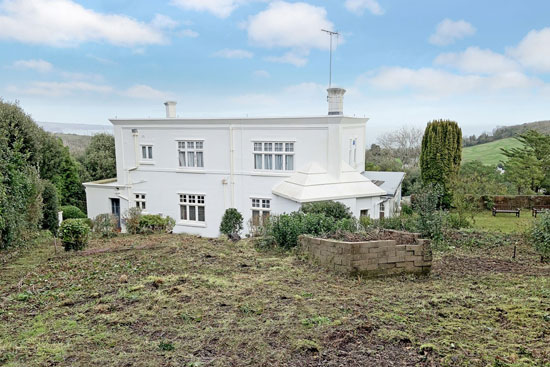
[299,230,432,277]
[481,195,550,209]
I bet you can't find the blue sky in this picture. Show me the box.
[1,0,549,141]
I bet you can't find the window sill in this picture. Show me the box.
[176,168,206,174]
[139,161,155,165]
[250,171,294,177]
[177,221,207,228]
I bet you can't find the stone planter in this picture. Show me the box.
[299,230,432,277]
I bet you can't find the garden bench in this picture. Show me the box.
[492,206,520,217]
[532,207,550,218]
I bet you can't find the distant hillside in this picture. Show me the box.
[54,133,93,156]
[462,137,523,166]
[463,120,550,147]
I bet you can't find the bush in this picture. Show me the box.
[219,208,243,238]
[301,201,353,220]
[41,180,59,236]
[270,213,304,249]
[123,207,142,234]
[92,213,119,238]
[531,211,550,261]
[60,205,86,220]
[335,217,358,232]
[301,213,336,236]
[401,203,413,216]
[445,212,471,230]
[138,214,175,234]
[59,218,90,251]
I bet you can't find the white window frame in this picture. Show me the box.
[253,141,294,171]
[179,193,206,225]
[348,138,357,167]
[141,144,153,161]
[135,193,146,211]
[251,198,271,226]
[178,140,204,168]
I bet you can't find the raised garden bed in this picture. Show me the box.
[299,229,432,277]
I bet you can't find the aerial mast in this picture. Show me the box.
[321,29,339,88]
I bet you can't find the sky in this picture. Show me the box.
[1,0,549,142]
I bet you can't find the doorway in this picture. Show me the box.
[111,198,121,229]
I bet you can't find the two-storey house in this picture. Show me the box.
[84,88,387,237]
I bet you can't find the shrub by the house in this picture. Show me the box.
[123,207,142,234]
[138,214,175,234]
[59,219,90,251]
[60,205,87,220]
[219,208,243,239]
[301,201,353,220]
[92,213,119,238]
[531,211,550,261]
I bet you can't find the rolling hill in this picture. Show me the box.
[462,137,523,166]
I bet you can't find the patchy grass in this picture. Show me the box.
[1,234,549,367]
[471,210,535,234]
[462,137,523,166]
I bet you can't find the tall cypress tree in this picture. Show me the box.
[420,119,462,207]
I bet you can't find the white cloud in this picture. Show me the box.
[507,27,550,72]
[214,48,253,59]
[253,70,270,78]
[12,59,52,72]
[344,0,384,15]
[265,51,309,67]
[429,19,476,46]
[180,29,199,38]
[8,80,113,97]
[122,84,168,100]
[171,0,245,18]
[0,0,166,47]
[367,67,540,95]
[151,14,179,29]
[246,2,335,51]
[435,47,520,74]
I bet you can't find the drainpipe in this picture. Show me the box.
[229,125,235,208]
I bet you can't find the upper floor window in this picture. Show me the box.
[348,138,357,166]
[178,141,204,168]
[253,141,294,171]
[179,194,205,222]
[135,194,146,210]
[141,145,153,160]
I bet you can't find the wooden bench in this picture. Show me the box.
[532,207,550,218]
[492,206,520,217]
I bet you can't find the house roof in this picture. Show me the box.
[272,162,386,203]
[361,171,405,197]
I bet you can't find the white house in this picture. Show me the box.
[84,88,390,237]
[362,171,405,218]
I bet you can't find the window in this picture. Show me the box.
[348,138,357,166]
[141,145,153,160]
[360,209,369,218]
[251,198,271,226]
[135,194,146,210]
[179,194,205,223]
[253,141,294,171]
[178,140,204,168]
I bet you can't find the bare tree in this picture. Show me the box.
[377,126,423,167]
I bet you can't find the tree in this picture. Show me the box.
[420,119,462,208]
[41,180,59,235]
[377,126,423,167]
[80,133,116,182]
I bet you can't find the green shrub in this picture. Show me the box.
[123,207,142,234]
[60,205,86,220]
[92,213,119,238]
[219,208,243,238]
[301,201,353,220]
[445,212,471,230]
[138,214,175,234]
[41,180,59,235]
[270,213,304,249]
[531,211,550,261]
[335,217,358,232]
[401,203,413,216]
[301,213,336,236]
[59,218,90,251]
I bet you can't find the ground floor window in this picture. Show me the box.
[179,194,205,223]
[379,203,385,219]
[360,209,369,218]
[251,198,271,225]
[135,193,146,210]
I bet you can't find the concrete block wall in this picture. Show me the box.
[299,230,432,276]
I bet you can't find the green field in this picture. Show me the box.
[462,137,523,166]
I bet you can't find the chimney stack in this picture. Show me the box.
[327,88,346,116]
[164,101,177,118]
